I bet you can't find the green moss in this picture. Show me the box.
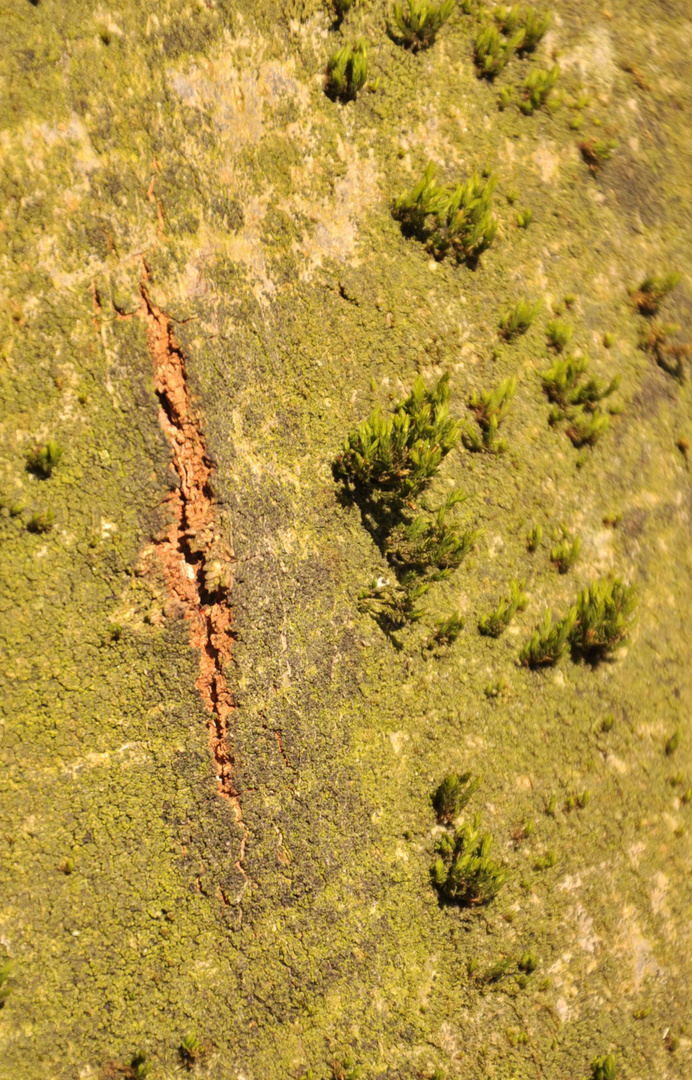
[390,0,455,52]
[326,39,369,101]
[478,577,527,636]
[431,813,507,906]
[392,163,498,264]
[463,375,516,454]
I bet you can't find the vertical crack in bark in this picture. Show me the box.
[136,266,247,879]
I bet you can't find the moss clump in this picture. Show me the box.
[392,163,498,265]
[474,7,549,79]
[127,1053,153,1079]
[589,1054,616,1080]
[338,376,479,628]
[640,321,691,381]
[526,523,543,551]
[579,137,617,172]
[432,813,507,906]
[385,493,479,577]
[520,64,559,114]
[629,272,680,316]
[428,612,465,650]
[432,771,481,823]
[463,375,516,454]
[329,1057,361,1080]
[541,354,620,412]
[0,960,13,1007]
[512,5,550,52]
[26,509,55,534]
[665,728,681,756]
[179,1033,202,1069]
[326,39,368,101]
[478,578,528,636]
[26,440,63,478]
[357,575,430,627]
[546,318,574,352]
[550,528,581,573]
[541,353,620,447]
[334,373,461,502]
[474,23,518,78]
[519,607,576,667]
[499,297,541,340]
[390,0,455,51]
[570,578,637,658]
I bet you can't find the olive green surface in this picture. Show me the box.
[1,1,691,1077]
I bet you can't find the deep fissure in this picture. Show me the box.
[136,269,247,878]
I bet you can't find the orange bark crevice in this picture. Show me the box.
[137,267,243,860]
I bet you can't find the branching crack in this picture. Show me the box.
[135,262,247,879]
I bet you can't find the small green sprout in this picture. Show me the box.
[463,375,516,453]
[526,523,543,551]
[580,137,617,172]
[519,606,577,667]
[334,373,462,502]
[565,408,611,447]
[57,858,75,874]
[392,162,498,264]
[0,960,13,1007]
[180,1033,202,1068]
[601,713,615,733]
[520,64,559,114]
[630,272,680,316]
[514,6,550,52]
[569,578,637,658]
[516,207,532,228]
[432,772,481,823]
[326,39,368,100]
[478,578,527,636]
[484,676,507,698]
[590,1053,616,1080]
[26,440,63,478]
[483,956,513,983]
[429,612,465,649]
[546,318,574,352]
[666,728,681,756]
[550,528,581,573]
[603,331,616,349]
[329,1056,361,1080]
[129,1052,153,1080]
[518,950,538,973]
[499,298,541,340]
[533,850,556,870]
[27,509,55,534]
[497,86,513,110]
[431,813,507,906]
[526,524,541,552]
[390,0,455,51]
[474,23,518,78]
[545,795,557,816]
